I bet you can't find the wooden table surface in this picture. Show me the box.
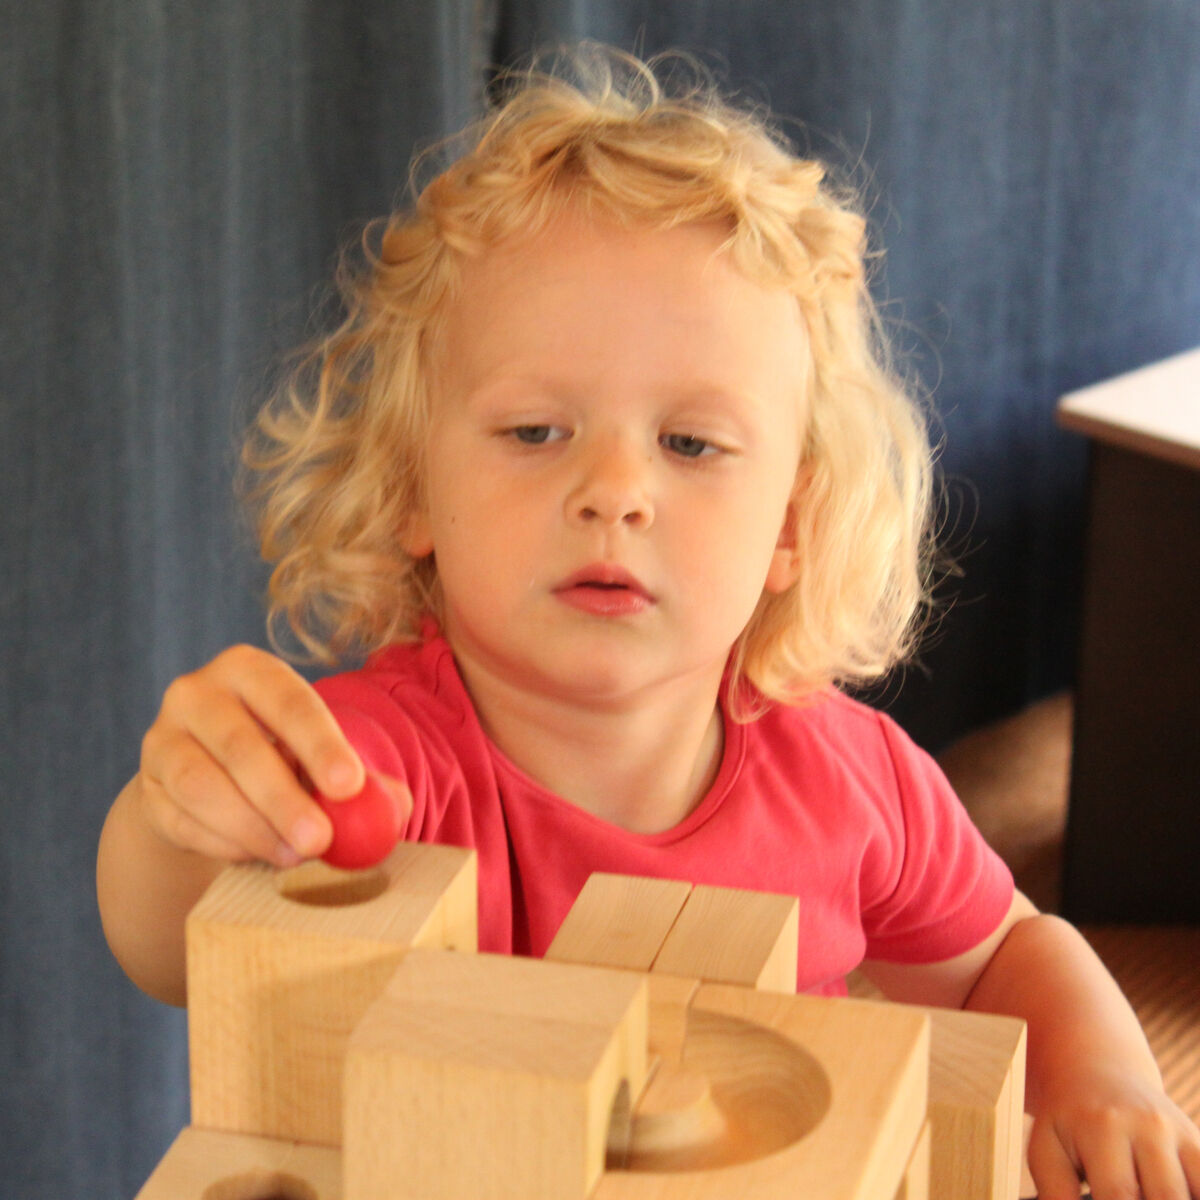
[1058,345,1200,470]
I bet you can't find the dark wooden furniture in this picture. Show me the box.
[1057,349,1200,923]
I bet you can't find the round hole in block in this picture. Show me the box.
[275,860,389,907]
[624,1009,832,1173]
[202,1169,318,1200]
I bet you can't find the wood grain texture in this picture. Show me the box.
[1082,926,1200,1127]
[652,885,799,994]
[594,988,930,1200]
[546,874,693,972]
[186,843,476,1146]
[139,852,1031,1199]
[927,1008,1026,1200]
[895,1121,931,1200]
[134,1126,342,1200]
[546,872,800,994]
[343,948,648,1200]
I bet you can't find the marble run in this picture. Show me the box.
[135,843,1025,1199]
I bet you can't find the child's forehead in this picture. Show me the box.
[430,211,810,407]
[450,220,794,331]
[448,209,789,317]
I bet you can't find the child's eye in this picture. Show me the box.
[510,424,566,445]
[662,433,717,459]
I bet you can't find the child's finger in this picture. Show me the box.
[205,645,363,799]
[178,704,332,859]
[1026,1119,1085,1200]
[1181,1134,1200,1198]
[1131,1134,1192,1200]
[156,795,274,865]
[155,650,340,856]
[140,769,282,865]
[1071,1125,1139,1200]
[142,732,305,865]
[1180,1132,1200,1190]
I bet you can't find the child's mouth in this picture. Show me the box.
[554,566,654,616]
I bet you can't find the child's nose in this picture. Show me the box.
[566,438,655,529]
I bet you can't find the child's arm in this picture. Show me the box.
[863,894,1200,1200]
[968,912,1200,1200]
[96,644,368,1006]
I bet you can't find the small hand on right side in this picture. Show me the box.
[136,644,364,868]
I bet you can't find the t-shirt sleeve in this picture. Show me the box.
[861,713,1015,964]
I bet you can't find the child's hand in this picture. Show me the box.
[135,644,364,867]
[1029,1068,1200,1200]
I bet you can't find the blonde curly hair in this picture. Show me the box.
[243,45,936,705]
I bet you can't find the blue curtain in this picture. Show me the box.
[2,5,492,1194]
[496,0,1200,742]
[4,3,1199,1194]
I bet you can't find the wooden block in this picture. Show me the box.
[546,872,798,992]
[624,1057,724,1171]
[652,884,799,993]
[895,1120,931,1200]
[595,988,929,1198]
[926,1008,1027,1200]
[187,842,476,1147]
[645,973,700,1065]
[134,1126,341,1200]
[343,947,648,1200]
[546,873,693,971]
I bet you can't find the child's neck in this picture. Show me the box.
[452,658,726,835]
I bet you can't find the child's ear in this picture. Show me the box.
[764,476,806,595]
[400,511,435,559]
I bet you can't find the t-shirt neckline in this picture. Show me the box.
[425,635,747,845]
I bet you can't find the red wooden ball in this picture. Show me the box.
[313,773,404,869]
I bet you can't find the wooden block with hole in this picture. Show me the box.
[926,1008,1026,1200]
[594,988,931,1199]
[548,872,932,1199]
[342,947,648,1200]
[133,1126,341,1200]
[151,850,1024,1200]
[186,841,476,1147]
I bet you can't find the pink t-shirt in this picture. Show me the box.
[315,634,1013,996]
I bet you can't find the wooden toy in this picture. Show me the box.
[927,1008,1026,1200]
[135,1127,341,1200]
[897,1121,932,1200]
[548,871,800,993]
[549,872,1026,1200]
[136,845,1027,1200]
[186,841,477,1146]
[344,948,649,1199]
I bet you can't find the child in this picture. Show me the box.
[98,47,1200,1200]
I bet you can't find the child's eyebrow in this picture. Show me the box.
[664,382,764,407]
[658,383,789,425]
[465,377,769,414]
[457,373,561,409]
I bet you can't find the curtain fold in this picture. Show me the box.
[2,5,495,1194]
[3,3,1198,1195]
[494,0,1200,740]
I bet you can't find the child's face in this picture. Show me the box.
[406,211,809,711]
